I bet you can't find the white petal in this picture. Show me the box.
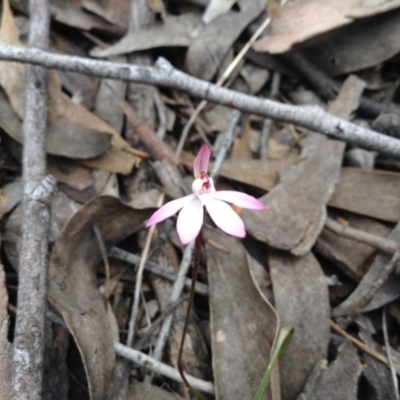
[146,194,195,227]
[206,199,245,238]
[213,191,267,210]
[177,197,204,244]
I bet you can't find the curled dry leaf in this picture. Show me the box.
[269,251,330,400]
[205,228,278,400]
[48,196,153,400]
[252,0,400,54]
[0,263,11,400]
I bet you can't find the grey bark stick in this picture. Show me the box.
[10,1,56,399]
[0,46,400,156]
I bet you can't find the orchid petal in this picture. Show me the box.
[146,194,196,227]
[213,191,267,210]
[206,198,246,238]
[177,197,204,244]
[193,144,211,177]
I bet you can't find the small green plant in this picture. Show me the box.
[253,326,295,400]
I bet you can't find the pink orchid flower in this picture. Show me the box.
[146,145,267,244]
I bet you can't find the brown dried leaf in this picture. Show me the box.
[297,342,362,400]
[0,1,138,174]
[185,0,264,81]
[0,263,11,400]
[242,76,365,255]
[0,90,112,159]
[48,197,152,400]
[330,168,400,222]
[90,14,204,58]
[269,251,330,400]
[304,8,400,76]
[253,0,400,54]
[205,229,278,400]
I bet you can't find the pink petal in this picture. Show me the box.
[177,197,204,244]
[206,198,246,238]
[146,194,195,227]
[213,191,267,210]
[193,144,211,177]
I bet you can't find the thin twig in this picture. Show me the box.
[114,342,215,394]
[126,193,165,348]
[94,224,111,301]
[330,320,388,366]
[11,1,55,399]
[260,71,281,160]
[176,16,271,156]
[135,294,189,351]
[0,47,400,156]
[109,247,208,295]
[211,110,241,179]
[150,242,195,362]
[382,308,399,400]
[325,218,399,254]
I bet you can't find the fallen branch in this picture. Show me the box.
[10,2,55,399]
[0,46,399,157]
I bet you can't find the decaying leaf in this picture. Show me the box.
[48,197,152,400]
[298,341,362,400]
[90,14,204,58]
[269,250,330,400]
[185,0,264,81]
[0,263,11,400]
[205,228,278,400]
[253,0,400,54]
